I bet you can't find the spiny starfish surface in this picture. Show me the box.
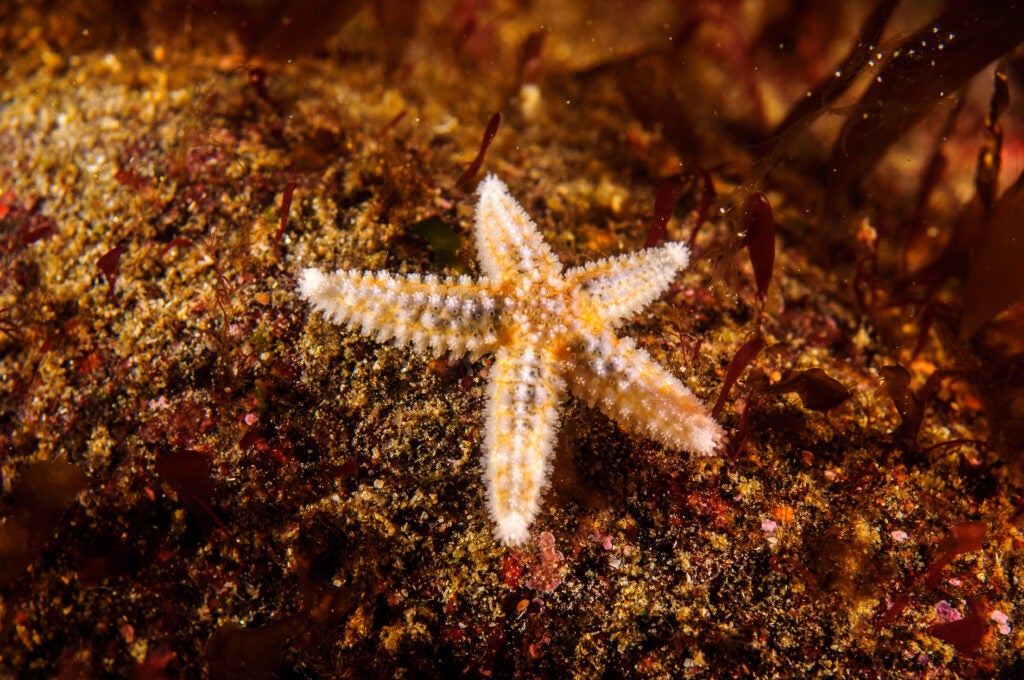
[299,175,723,545]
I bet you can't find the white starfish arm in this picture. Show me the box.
[566,242,690,325]
[298,267,503,360]
[482,341,566,545]
[567,329,722,456]
[474,175,562,280]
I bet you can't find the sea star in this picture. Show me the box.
[299,175,723,545]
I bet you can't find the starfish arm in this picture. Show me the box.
[298,267,503,360]
[482,341,566,545]
[565,242,690,325]
[475,175,562,280]
[568,328,723,455]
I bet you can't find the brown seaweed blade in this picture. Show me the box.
[961,170,1024,338]
[827,2,1024,211]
